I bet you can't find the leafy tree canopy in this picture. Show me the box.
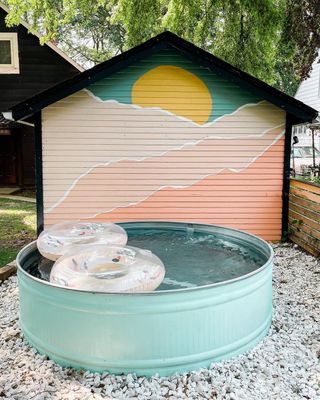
[4,0,320,95]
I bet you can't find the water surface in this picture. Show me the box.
[23,226,267,291]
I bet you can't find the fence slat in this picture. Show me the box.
[290,187,319,203]
[289,216,320,240]
[289,194,320,213]
[289,202,320,222]
[291,179,320,195]
[289,234,320,257]
[289,209,320,232]
[290,227,320,249]
[289,179,320,256]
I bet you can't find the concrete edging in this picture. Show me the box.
[0,195,36,203]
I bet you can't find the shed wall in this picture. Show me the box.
[41,49,286,240]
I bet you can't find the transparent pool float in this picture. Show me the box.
[49,244,165,293]
[37,221,127,261]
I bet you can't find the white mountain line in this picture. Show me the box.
[82,127,285,219]
[45,92,283,214]
[84,88,265,128]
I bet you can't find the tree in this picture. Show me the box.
[274,0,320,95]
[56,4,125,67]
[4,0,320,94]
[116,0,283,85]
[4,0,125,67]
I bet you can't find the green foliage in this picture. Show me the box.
[116,0,163,48]
[3,0,320,93]
[290,219,303,226]
[274,0,320,95]
[58,3,125,66]
[300,175,320,185]
[115,0,283,84]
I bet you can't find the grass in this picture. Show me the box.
[15,188,36,198]
[0,198,36,267]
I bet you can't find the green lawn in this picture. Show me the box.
[0,198,36,267]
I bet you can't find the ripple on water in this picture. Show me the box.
[23,227,267,291]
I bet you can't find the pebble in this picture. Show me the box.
[0,244,319,399]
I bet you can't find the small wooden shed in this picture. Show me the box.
[9,32,318,241]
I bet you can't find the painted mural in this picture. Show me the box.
[42,49,286,240]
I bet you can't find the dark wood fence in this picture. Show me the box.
[289,179,320,257]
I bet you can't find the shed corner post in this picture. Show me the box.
[34,111,44,236]
[281,113,294,242]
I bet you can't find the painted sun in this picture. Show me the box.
[131,65,212,125]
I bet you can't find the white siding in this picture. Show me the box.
[295,51,320,111]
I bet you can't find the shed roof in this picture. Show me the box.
[9,31,318,122]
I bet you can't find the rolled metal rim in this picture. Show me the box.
[16,220,273,296]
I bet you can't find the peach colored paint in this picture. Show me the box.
[46,140,284,241]
[42,92,285,210]
[45,125,284,223]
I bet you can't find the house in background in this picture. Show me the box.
[0,1,83,187]
[295,51,320,111]
[293,51,320,149]
[9,32,317,241]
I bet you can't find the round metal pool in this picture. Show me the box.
[17,221,273,376]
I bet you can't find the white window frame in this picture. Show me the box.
[0,32,20,74]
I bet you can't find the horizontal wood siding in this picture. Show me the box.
[42,49,286,240]
[289,179,320,256]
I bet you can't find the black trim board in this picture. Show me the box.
[34,111,44,235]
[10,31,318,123]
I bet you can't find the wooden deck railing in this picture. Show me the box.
[289,179,320,257]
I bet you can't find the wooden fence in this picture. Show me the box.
[289,179,320,257]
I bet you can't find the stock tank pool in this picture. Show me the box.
[17,221,273,376]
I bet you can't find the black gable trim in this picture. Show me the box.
[10,31,318,122]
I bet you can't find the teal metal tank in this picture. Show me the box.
[17,222,273,377]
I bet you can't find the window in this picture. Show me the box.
[0,33,19,74]
[300,146,320,158]
[292,148,302,158]
[291,146,320,159]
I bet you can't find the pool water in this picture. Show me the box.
[25,226,267,291]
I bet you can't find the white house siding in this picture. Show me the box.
[295,52,320,111]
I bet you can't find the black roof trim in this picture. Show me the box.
[10,31,318,122]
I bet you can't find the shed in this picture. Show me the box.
[9,32,318,241]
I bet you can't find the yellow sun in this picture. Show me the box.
[132,66,212,125]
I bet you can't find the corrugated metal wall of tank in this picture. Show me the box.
[41,48,286,241]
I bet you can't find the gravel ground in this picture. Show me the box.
[0,243,319,400]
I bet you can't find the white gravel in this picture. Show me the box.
[0,243,319,400]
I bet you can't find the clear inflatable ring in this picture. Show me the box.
[37,221,127,261]
[49,245,165,293]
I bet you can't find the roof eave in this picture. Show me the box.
[10,31,319,123]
